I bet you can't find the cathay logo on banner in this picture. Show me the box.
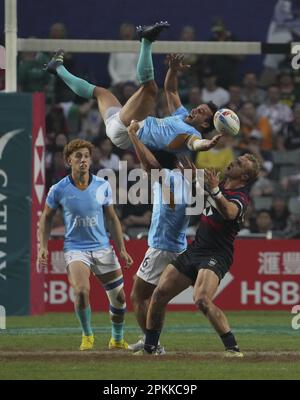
[0,130,23,159]
[0,129,23,281]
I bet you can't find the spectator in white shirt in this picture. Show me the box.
[108,23,139,86]
[201,69,229,108]
[257,85,293,135]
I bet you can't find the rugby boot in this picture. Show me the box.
[108,338,129,350]
[79,334,94,351]
[224,347,244,358]
[128,335,145,352]
[129,335,166,354]
[136,21,170,42]
[133,346,165,356]
[44,49,64,75]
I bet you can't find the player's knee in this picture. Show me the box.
[74,286,90,307]
[151,285,169,306]
[74,286,89,297]
[194,294,211,315]
[116,288,126,305]
[143,80,158,97]
[105,277,126,318]
[93,86,105,99]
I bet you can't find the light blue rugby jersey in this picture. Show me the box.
[46,174,112,251]
[148,169,191,253]
[138,106,202,153]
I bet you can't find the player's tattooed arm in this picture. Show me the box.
[204,168,239,220]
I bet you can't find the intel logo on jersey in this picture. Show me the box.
[74,215,98,228]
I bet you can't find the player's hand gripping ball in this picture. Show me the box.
[213,108,240,136]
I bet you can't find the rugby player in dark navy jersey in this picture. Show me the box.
[138,153,260,357]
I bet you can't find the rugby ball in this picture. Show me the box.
[213,108,240,136]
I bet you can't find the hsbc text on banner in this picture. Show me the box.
[46,239,300,311]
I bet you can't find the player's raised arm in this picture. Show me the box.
[38,204,57,266]
[164,53,190,114]
[204,169,239,220]
[104,205,133,268]
[186,133,223,152]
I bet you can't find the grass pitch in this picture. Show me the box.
[0,311,299,380]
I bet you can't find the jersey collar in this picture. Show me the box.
[69,173,93,187]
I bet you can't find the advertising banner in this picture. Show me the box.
[0,93,32,315]
[46,239,300,311]
[0,93,45,315]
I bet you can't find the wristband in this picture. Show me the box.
[213,191,222,199]
[211,186,220,195]
[211,186,222,199]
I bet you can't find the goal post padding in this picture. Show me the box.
[0,92,46,315]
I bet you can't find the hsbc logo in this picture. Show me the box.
[34,128,45,204]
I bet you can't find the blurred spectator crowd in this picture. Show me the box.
[14,20,300,240]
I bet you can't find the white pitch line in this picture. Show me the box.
[0,350,300,357]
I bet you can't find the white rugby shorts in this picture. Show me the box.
[104,106,144,150]
[137,247,181,285]
[64,246,121,275]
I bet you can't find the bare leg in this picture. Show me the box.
[119,81,158,126]
[50,42,158,128]
[68,262,91,310]
[130,276,156,333]
[147,264,192,330]
[93,86,122,121]
[93,79,157,127]
[193,269,230,335]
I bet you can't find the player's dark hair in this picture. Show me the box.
[63,139,94,162]
[203,101,218,134]
[151,150,178,170]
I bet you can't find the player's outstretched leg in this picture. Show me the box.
[45,49,96,99]
[193,269,244,358]
[119,21,170,126]
[44,49,122,120]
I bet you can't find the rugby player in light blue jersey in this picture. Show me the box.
[38,139,133,351]
[125,120,193,354]
[44,22,221,154]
